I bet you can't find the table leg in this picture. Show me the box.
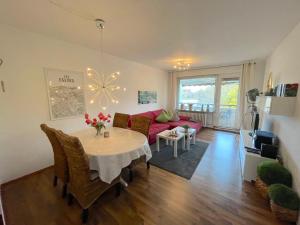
[192,132,196,144]
[120,177,128,187]
[187,134,190,151]
[156,136,160,152]
[182,136,185,150]
[174,141,178,158]
[166,139,169,145]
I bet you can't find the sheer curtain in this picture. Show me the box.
[240,62,256,130]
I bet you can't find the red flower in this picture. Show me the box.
[107,120,111,123]
[108,114,111,118]
[84,113,89,119]
[92,122,97,127]
[98,112,104,117]
[93,118,97,122]
[85,119,92,125]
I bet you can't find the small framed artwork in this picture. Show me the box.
[44,68,86,120]
[138,90,157,104]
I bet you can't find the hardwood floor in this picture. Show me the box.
[1,128,290,225]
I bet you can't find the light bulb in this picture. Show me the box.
[115,100,119,104]
[87,68,91,71]
[123,87,126,91]
[90,100,94,104]
[102,106,107,110]
[77,86,81,89]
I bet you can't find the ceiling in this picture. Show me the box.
[1,0,300,70]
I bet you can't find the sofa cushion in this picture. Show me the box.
[148,123,171,144]
[150,109,164,120]
[155,110,171,123]
[166,120,202,133]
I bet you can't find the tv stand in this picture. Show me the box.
[239,130,277,182]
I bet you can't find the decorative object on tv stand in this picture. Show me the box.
[84,112,111,136]
[138,90,157,104]
[246,88,261,135]
[45,68,86,120]
[265,72,274,96]
[86,19,126,111]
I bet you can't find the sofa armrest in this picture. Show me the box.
[179,115,191,121]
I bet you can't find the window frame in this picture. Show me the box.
[176,74,218,112]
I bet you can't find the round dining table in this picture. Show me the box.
[71,127,152,184]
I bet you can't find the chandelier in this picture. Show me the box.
[86,19,126,110]
[173,60,191,71]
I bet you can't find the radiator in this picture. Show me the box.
[178,111,214,127]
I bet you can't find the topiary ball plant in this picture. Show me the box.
[268,184,300,211]
[257,161,292,187]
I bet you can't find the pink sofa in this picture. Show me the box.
[129,109,202,144]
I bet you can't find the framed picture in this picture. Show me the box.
[138,90,157,104]
[44,68,86,120]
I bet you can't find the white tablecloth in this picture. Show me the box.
[72,127,152,183]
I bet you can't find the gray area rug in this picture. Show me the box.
[149,140,209,179]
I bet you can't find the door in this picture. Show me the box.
[216,78,240,129]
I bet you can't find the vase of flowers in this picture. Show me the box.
[84,112,111,136]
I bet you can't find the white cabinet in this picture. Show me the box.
[258,96,296,116]
[239,130,277,182]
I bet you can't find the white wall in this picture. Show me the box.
[0,24,168,185]
[264,21,300,198]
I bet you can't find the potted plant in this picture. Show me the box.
[84,112,111,136]
[181,124,190,134]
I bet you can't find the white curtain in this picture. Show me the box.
[240,62,256,130]
[168,71,176,111]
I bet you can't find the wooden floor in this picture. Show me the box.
[1,129,290,225]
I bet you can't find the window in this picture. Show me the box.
[178,76,216,111]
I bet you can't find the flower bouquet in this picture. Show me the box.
[85,112,111,136]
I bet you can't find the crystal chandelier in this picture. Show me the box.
[173,60,191,71]
[86,19,126,110]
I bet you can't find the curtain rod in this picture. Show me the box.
[168,61,256,72]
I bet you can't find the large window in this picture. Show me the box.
[178,76,216,111]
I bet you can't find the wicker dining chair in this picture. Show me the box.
[113,113,130,128]
[55,130,121,224]
[128,116,152,181]
[40,124,69,197]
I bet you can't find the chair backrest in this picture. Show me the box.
[113,113,130,128]
[40,124,69,183]
[131,116,151,138]
[55,130,91,190]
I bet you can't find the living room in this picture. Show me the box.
[1,1,300,225]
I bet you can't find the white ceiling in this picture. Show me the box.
[1,0,300,70]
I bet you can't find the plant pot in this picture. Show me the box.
[255,177,269,199]
[270,200,299,222]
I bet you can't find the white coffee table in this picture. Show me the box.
[172,127,196,150]
[156,130,185,158]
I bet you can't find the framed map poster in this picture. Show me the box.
[138,91,157,104]
[45,68,86,120]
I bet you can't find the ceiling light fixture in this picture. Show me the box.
[173,60,191,71]
[86,19,126,110]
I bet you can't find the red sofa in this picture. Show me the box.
[129,109,202,144]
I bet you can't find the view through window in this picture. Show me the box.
[178,76,216,111]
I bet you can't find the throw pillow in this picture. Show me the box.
[170,111,180,121]
[156,111,170,123]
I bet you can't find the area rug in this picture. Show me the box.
[149,140,209,179]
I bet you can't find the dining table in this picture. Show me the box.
[71,127,152,184]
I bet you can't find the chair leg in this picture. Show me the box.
[147,162,150,169]
[82,208,89,224]
[53,176,58,187]
[67,193,73,205]
[62,184,67,198]
[129,168,133,182]
[115,182,121,197]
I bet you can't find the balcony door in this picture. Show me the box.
[216,78,240,129]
